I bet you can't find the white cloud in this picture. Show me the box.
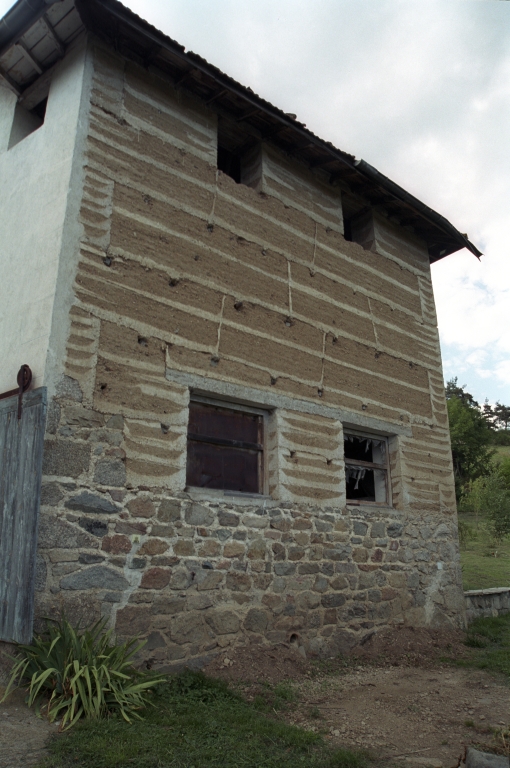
[0,0,508,404]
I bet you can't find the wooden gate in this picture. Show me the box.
[0,388,47,643]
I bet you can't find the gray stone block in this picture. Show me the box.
[370,521,386,538]
[65,407,104,428]
[466,747,509,768]
[78,518,108,537]
[353,521,368,536]
[40,482,64,506]
[158,499,182,522]
[42,440,91,478]
[274,562,296,576]
[56,375,83,402]
[79,552,106,564]
[60,566,129,590]
[94,459,126,487]
[38,515,98,549]
[321,593,346,608]
[65,492,118,515]
[106,414,124,429]
[244,608,269,633]
[206,610,240,635]
[218,510,239,527]
[387,522,403,538]
[185,503,214,526]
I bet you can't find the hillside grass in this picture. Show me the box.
[454,613,510,681]
[459,512,510,590]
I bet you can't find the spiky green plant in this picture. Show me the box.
[1,616,164,730]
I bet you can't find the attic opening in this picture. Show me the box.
[217,117,260,187]
[8,96,48,150]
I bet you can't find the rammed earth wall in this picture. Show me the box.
[33,40,465,666]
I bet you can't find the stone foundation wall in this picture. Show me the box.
[35,374,465,667]
[465,589,510,623]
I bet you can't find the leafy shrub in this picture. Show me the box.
[1,616,163,730]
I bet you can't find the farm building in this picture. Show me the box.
[0,0,481,666]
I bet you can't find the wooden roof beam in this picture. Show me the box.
[16,40,43,74]
[41,13,64,56]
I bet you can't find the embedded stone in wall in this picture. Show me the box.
[93,458,126,487]
[127,497,155,518]
[158,499,182,522]
[38,516,98,549]
[78,518,108,537]
[42,440,91,478]
[65,491,119,515]
[55,376,83,403]
[60,566,129,590]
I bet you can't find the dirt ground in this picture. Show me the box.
[0,628,508,768]
[0,686,59,768]
[205,628,510,768]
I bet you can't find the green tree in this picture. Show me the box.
[494,402,510,430]
[446,379,494,499]
[461,472,510,543]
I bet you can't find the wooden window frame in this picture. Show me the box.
[344,430,391,507]
[186,395,271,497]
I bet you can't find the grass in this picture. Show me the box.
[38,670,367,768]
[459,512,510,590]
[494,446,510,460]
[451,614,510,681]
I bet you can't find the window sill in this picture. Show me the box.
[346,501,393,510]
[186,487,276,506]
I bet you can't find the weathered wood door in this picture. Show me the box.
[0,388,47,643]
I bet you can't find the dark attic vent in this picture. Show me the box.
[217,145,242,184]
[216,117,260,187]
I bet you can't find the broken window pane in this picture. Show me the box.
[344,433,389,504]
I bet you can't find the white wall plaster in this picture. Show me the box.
[0,41,89,394]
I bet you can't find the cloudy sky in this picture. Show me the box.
[2,0,508,405]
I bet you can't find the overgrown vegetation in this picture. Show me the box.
[1,617,162,730]
[39,669,367,768]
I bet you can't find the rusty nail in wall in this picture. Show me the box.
[234,301,243,311]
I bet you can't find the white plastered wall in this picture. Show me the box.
[0,39,91,394]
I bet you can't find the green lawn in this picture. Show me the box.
[39,671,366,768]
[459,513,510,590]
[494,446,510,460]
